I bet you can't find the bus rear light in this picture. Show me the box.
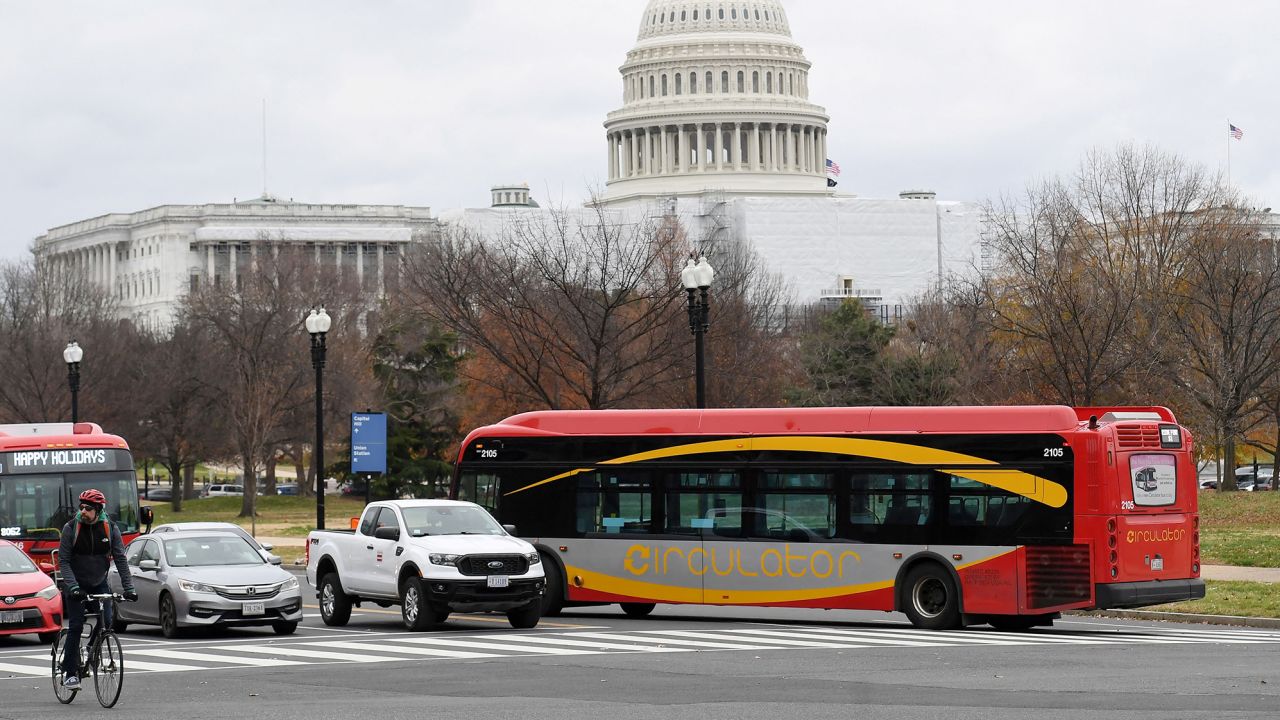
[1110,567,1118,578]
[1106,519,1117,533]
[1192,532,1198,545]
[1193,516,1199,528]
[1109,550,1117,564]
[1108,535,1116,548]
[1192,562,1199,574]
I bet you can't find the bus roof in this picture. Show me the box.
[0,422,128,450]
[464,406,1094,441]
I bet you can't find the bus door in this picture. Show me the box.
[653,469,745,606]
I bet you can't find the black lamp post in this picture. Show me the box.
[680,255,715,409]
[63,340,83,423]
[306,306,332,529]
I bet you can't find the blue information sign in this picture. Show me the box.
[351,412,387,474]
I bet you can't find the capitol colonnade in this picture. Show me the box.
[607,122,828,180]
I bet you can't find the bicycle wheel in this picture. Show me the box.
[91,631,124,708]
[51,629,77,704]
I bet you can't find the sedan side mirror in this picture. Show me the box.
[267,554,282,566]
[502,524,518,536]
[139,559,159,572]
[373,526,400,541]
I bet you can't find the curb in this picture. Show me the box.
[1069,609,1280,630]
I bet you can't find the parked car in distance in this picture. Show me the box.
[149,521,279,563]
[339,481,368,497]
[1199,479,1218,490]
[306,500,546,631]
[0,540,63,644]
[142,486,173,501]
[276,483,299,496]
[1234,467,1274,491]
[109,530,301,638]
[204,484,244,497]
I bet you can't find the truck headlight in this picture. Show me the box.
[36,584,60,600]
[525,552,541,565]
[177,579,217,594]
[429,553,461,566]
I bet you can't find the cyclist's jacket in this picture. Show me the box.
[58,514,131,590]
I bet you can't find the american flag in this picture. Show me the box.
[825,158,841,176]
[1230,123,1243,140]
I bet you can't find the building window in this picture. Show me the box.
[662,74,668,95]
[731,8,737,18]
[675,73,682,94]
[737,70,744,92]
[766,71,772,93]
[190,275,200,293]
[681,10,686,20]
[694,9,699,19]
[721,70,729,92]
[705,70,712,92]
[650,75,655,97]
[752,70,759,93]
[689,72,696,94]
[719,7,724,19]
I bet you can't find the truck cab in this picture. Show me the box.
[306,499,546,630]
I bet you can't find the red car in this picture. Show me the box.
[0,539,62,643]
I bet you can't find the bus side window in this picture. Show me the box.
[576,471,653,535]
[457,472,499,514]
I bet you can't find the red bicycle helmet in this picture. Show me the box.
[79,489,107,508]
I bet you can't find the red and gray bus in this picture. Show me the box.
[0,423,151,577]
[454,405,1203,630]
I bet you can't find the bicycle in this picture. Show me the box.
[51,592,130,708]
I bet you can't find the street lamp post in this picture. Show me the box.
[680,255,714,409]
[306,306,332,530]
[63,340,83,423]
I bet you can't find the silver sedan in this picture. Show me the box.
[109,531,302,638]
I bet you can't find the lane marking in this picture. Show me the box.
[311,640,500,659]
[739,628,953,648]
[231,645,403,663]
[642,629,864,649]
[569,631,782,651]
[489,635,684,653]
[130,648,306,666]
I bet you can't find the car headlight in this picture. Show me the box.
[281,576,299,591]
[36,584,60,601]
[428,553,461,566]
[177,579,217,594]
[525,552,541,565]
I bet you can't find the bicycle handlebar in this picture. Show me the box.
[83,593,129,601]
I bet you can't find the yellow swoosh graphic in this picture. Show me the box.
[504,435,1067,507]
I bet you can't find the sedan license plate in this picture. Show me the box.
[0,610,21,624]
[242,602,265,615]
[486,575,509,589]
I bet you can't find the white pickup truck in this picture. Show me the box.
[305,499,545,630]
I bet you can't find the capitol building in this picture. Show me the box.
[34,0,984,328]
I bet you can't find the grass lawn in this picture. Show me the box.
[1198,491,1280,567]
[1149,580,1280,618]
[148,496,367,530]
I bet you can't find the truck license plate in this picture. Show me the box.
[0,610,21,623]
[487,576,509,588]
[243,602,265,615]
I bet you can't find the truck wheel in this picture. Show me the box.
[507,600,542,629]
[620,602,655,618]
[401,576,438,631]
[902,563,961,630]
[319,573,352,626]
[540,555,564,617]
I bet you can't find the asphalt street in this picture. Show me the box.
[2,583,1277,720]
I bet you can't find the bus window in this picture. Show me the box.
[576,471,652,534]
[849,472,933,542]
[457,472,500,514]
[664,471,741,535]
[944,474,1031,529]
[755,472,835,540]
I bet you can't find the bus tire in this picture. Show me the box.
[620,602,656,618]
[540,555,564,617]
[989,614,1052,631]
[903,563,961,630]
[319,573,352,627]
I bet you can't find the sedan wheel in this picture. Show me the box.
[160,594,183,639]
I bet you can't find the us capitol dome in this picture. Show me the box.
[602,0,832,203]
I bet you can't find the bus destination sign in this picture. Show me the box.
[0,448,117,475]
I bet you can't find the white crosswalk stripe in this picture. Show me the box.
[1,623,1277,679]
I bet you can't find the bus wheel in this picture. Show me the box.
[540,556,564,617]
[620,602,656,618]
[989,614,1052,631]
[903,564,961,630]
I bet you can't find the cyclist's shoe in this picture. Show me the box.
[62,674,80,689]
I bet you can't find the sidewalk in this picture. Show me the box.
[1200,564,1280,583]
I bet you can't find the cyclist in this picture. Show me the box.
[57,489,136,689]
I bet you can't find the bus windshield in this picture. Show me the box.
[0,471,140,538]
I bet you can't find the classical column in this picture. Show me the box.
[377,243,385,297]
[749,123,760,170]
[107,242,116,297]
[713,122,723,171]
[607,133,615,180]
[623,131,633,177]
[678,126,688,173]
[229,244,238,288]
[693,123,703,171]
[356,243,365,288]
[206,244,215,282]
[661,127,670,174]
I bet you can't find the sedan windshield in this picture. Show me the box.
[163,535,265,567]
[0,544,36,573]
[401,506,505,537]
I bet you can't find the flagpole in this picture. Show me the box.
[1226,118,1232,188]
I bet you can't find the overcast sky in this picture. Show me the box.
[1,0,1275,258]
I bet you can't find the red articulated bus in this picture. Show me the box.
[453,405,1204,630]
[0,423,150,579]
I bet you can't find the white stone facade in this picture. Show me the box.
[33,198,437,331]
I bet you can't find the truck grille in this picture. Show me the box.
[1025,545,1091,609]
[457,555,528,576]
